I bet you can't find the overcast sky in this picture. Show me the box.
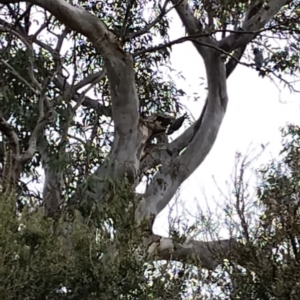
[153,11,300,236]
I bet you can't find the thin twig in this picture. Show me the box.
[127,0,181,41]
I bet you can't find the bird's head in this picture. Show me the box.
[253,48,260,54]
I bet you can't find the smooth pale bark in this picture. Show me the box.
[0,0,293,272]
[136,1,228,224]
[219,0,291,52]
[17,0,141,183]
[136,0,290,223]
[135,52,227,224]
[146,234,240,270]
[136,0,291,270]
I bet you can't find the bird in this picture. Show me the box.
[167,113,187,135]
[253,48,264,70]
[253,48,266,77]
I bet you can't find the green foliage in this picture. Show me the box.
[0,187,190,300]
[0,0,187,206]
[0,174,202,299]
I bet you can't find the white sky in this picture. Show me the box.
[153,11,300,236]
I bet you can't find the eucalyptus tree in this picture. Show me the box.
[0,0,299,288]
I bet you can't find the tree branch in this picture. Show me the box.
[146,234,241,271]
[3,0,141,183]
[135,0,292,227]
[37,136,63,218]
[32,38,111,115]
[0,112,21,187]
[135,0,253,225]
[219,0,289,52]
[127,0,183,41]
[133,29,265,58]
[29,0,139,181]
[20,109,57,164]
